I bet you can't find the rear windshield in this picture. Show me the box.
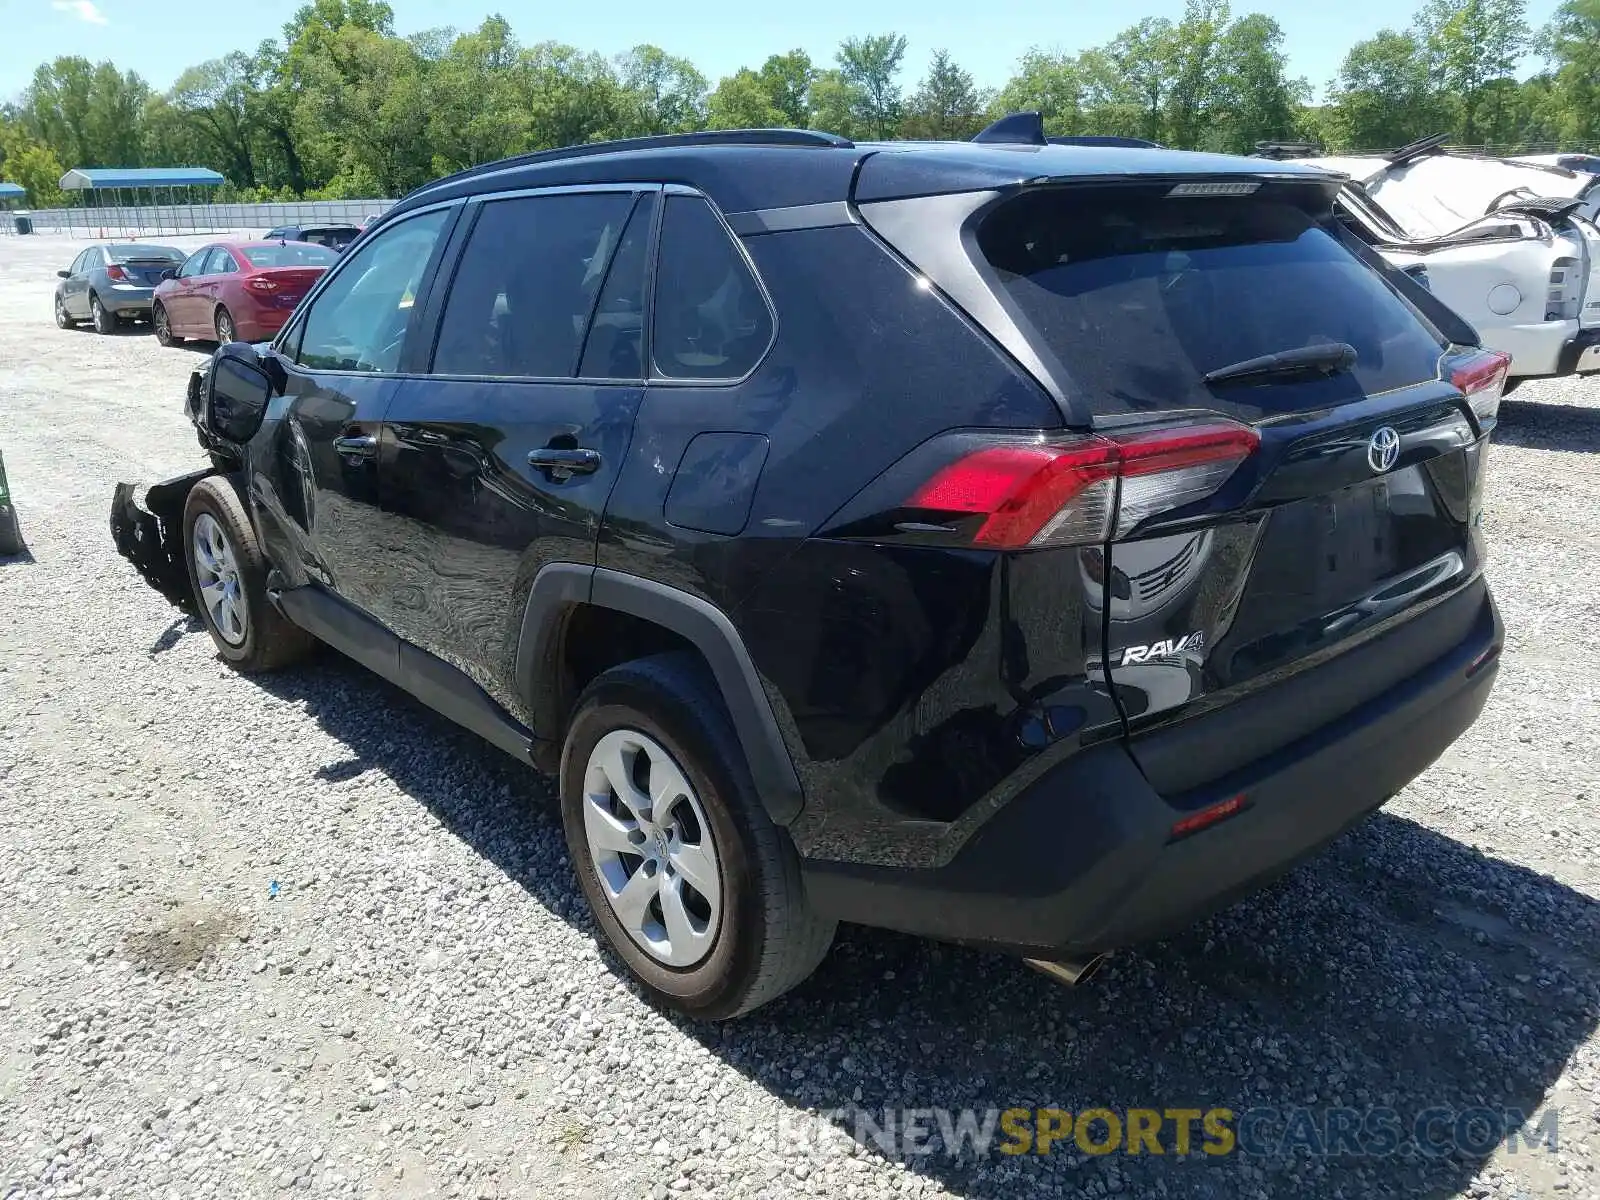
[242,242,338,268]
[109,243,183,263]
[976,187,1446,414]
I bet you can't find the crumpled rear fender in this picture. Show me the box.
[109,469,218,610]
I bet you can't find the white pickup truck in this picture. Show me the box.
[1288,139,1600,383]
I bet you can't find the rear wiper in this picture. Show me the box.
[1204,343,1358,386]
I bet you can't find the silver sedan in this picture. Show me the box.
[54,243,186,334]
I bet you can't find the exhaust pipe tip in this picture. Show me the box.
[1023,954,1107,986]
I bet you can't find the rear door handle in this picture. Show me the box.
[333,434,378,460]
[527,447,601,478]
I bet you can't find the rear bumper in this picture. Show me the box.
[101,287,156,315]
[801,584,1501,957]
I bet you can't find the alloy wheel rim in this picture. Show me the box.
[191,513,248,646]
[581,728,722,968]
[218,313,233,342]
[154,306,168,339]
[55,297,67,327]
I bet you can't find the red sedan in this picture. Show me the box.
[152,240,337,347]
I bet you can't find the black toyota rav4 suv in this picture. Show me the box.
[113,116,1506,1018]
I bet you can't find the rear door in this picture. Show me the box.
[965,182,1487,733]
[375,185,655,723]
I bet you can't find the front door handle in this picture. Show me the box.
[333,434,378,460]
[527,447,601,479]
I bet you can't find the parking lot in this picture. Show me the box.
[2,227,1598,1199]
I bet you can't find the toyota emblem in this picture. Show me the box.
[1367,426,1400,474]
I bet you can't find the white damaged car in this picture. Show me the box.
[1284,138,1600,384]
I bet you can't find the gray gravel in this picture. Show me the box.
[2,229,1599,1200]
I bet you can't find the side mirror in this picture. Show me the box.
[57,269,70,278]
[206,346,273,444]
[160,268,178,281]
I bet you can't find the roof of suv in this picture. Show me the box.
[383,132,1342,224]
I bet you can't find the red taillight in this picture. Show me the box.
[907,421,1258,550]
[105,264,128,282]
[1450,349,1511,427]
[1169,794,1247,840]
[248,276,281,293]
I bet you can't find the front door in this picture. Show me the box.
[377,187,656,724]
[248,206,457,619]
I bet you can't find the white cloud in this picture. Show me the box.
[52,0,108,24]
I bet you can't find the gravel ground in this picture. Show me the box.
[2,229,1599,1200]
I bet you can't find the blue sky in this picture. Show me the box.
[2,0,1566,105]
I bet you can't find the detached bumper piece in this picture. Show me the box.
[801,585,1501,959]
[1558,328,1600,375]
[109,470,214,609]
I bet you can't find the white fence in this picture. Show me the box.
[7,199,394,238]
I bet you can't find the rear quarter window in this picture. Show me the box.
[976,186,1447,416]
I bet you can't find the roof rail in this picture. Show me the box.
[408,128,855,199]
[972,112,1047,146]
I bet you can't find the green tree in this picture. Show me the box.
[1415,0,1529,143]
[993,50,1086,136]
[1538,0,1600,146]
[0,124,66,205]
[707,69,786,130]
[809,69,863,139]
[170,54,261,186]
[900,50,988,140]
[426,17,529,174]
[1209,13,1306,152]
[1326,30,1447,149]
[836,33,907,138]
[1108,18,1179,142]
[758,51,816,127]
[615,45,708,135]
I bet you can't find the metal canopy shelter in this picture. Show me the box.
[57,166,226,236]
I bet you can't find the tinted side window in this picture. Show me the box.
[178,250,209,278]
[207,249,240,274]
[295,208,450,374]
[69,251,89,275]
[432,191,637,379]
[579,193,655,379]
[651,196,774,381]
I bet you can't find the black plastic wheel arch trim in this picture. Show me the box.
[515,563,806,827]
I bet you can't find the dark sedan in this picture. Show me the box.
[261,224,362,251]
[54,243,187,334]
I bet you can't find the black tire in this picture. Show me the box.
[181,475,314,673]
[54,293,76,329]
[214,306,236,345]
[90,293,115,335]
[153,302,181,347]
[560,653,835,1019]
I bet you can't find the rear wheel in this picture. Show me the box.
[214,306,236,345]
[561,653,834,1019]
[54,294,76,329]
[153,302,180,347]
[182,476,314,673]
[90,293,115,335]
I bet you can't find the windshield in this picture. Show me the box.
[109,243,183,263]
[976,186,1447,416]
[242,242,338,268]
